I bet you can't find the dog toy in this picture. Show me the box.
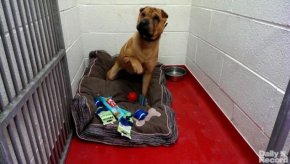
[127,91,138,102]
[134,108,161,127]
[95,105,116,125]
[95,96,133,139]
[95,99,116,125]
[133,109,148,120]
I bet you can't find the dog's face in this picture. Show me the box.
[137,6,168,41]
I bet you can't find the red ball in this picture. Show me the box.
[127,92,138,102]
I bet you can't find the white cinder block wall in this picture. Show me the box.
[78,0,191,65]
[58,0,85,95]
[186,0,290,154]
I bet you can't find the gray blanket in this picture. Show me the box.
[71,50,178,146]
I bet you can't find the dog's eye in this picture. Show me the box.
[141,12,146,17]
[153,16,160,23]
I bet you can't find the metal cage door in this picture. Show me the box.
[0,0,73,163]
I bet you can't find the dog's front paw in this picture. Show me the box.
[131,62,143,74]
[106,69,116,80]
[123,57,130,63]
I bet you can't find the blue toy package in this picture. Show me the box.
[94,99,116,125]
[95,96,133,139]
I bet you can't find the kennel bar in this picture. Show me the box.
[22,0,42,71]
[35,0,52,62]
[23,99,46,163]
[44,0,58,55]
[0,55,12,104]
[49,0,61,51]
[2,0,26,89]
[28,0,48,66]
[0,0,73,163]
[0,15,20,98]
[9,0,31,83]
[37,0,53,60]
[16,0,37,76]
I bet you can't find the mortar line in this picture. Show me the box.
[191,5,290,31]
[188,33,286,94]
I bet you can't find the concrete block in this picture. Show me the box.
[161,5,191,32]
[191,0,232,11]
[159,32,188,59]
[69,7,81,45]
[232,0,290,26]
[208,11,290,91]
[186,34,197,62]
[82,32,187,65]
[58,0,67,11]
[202,74,235,120]
[220,56,284,136]
[207,11,248,62]
[200,69,221,102]
[66,39,83,82]
[186,57,234,120]
[195,39,223,84]
[216,89,234,120]
[189,7,211,40]
[232,104,269,153]
[159,56,185,65]
[71,60,85,96]
[60,7,81,49]
[241,23,290,91]
[80,5,136,33]
[60,12,69,48]
[58,0,77,11]
[79,0,191,5]
[80,5,190,33]
[194,62,234,120]
[186,57,204,83]
[81,33,130,57]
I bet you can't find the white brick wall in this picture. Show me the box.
[232,0,290,26]
[187,0,290,154]
[58,0,84,95]
[79,1,191,65]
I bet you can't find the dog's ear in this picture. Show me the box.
[139,7,145,13]
[161,9,168,18]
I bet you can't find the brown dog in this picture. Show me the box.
[106,6,168,97]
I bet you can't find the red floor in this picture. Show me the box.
[65,70,259,164]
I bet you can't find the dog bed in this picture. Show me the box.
[71,50,178,146]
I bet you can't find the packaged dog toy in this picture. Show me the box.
[95,96,133,139]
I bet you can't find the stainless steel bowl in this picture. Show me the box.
[164,66,187,81]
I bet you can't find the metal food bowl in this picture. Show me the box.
[164,66,187,81]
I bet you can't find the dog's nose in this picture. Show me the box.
[140,19,149,26]
[137,19,152,37]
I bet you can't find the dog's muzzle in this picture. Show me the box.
[137,19,153,39]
